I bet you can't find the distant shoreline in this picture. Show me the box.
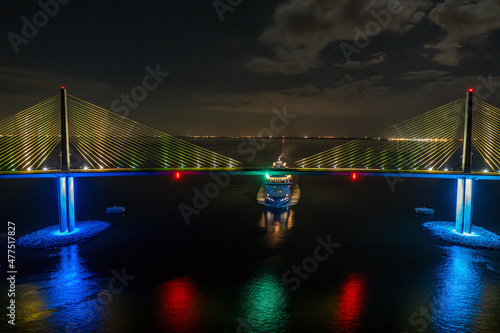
[180,136,379,140]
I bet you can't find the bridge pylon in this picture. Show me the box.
[60,86,71,171]
[456,89,475,234]
[462,89,473,173]
[58,87,76,233]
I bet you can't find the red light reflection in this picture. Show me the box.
[336,274,367,332]
[156,277,200,332]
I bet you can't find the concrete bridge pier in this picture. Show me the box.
[455,178,474,234]
[58,176,75,233]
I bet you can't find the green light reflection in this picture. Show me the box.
[237,271,290,333]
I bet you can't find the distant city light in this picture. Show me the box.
[43,167,47,171]
[483,169,488,173]
[84,166,88,170]
[444,168,448,171]
[428,168,433,171]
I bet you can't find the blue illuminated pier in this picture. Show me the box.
[58,176,75,233]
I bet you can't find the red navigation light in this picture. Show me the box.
[468,88,474,92]
[175,172,181,179]
[61,86,66,89]
[351,173,357,180]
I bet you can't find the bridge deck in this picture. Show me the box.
[1,168,500,180]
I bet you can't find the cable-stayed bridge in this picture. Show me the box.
[2,88,500,174]
[0,89,241,171]
[296,96,500,172]
[1,87,499,237]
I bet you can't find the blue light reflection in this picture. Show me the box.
[432,246,485,332]
[22,245,103,332]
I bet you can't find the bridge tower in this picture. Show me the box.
[60,86,71,171]
[456,89,474,234]
[462,89,473,173]
[58,87,76,233]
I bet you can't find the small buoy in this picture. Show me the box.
[414,207,434,215]
[106,206,125,214]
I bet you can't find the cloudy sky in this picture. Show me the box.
[1,0,499,136]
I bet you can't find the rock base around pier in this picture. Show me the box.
[423,221,500,250]
[18,220,111,250]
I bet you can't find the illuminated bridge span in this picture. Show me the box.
[0,88,499,240]
[0,88,241,171]
[296,92,500,172]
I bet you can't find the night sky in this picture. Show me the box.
[1,0,499,136]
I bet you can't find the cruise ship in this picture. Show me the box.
[264,152,292,207]
[261,139,295,207]
[264,173,292,207]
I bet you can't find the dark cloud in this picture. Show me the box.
[245,0,432,74]
[335,52,387,68]
[427,0,500,66]
[399,70,451,81]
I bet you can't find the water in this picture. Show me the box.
[1,139,500,332]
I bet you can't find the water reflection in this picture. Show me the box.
[17,245,100,332]
[332,274,367,332]
[258,207,294,247]
[260,206,294,231]
[238,271,290,333]
[432,246,485,332]
[155,276,200,332]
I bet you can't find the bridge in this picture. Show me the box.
[1,87,500,243]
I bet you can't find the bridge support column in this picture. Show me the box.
[455,178,474,234]
[60,87,71,171]
[58,176,75,233]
